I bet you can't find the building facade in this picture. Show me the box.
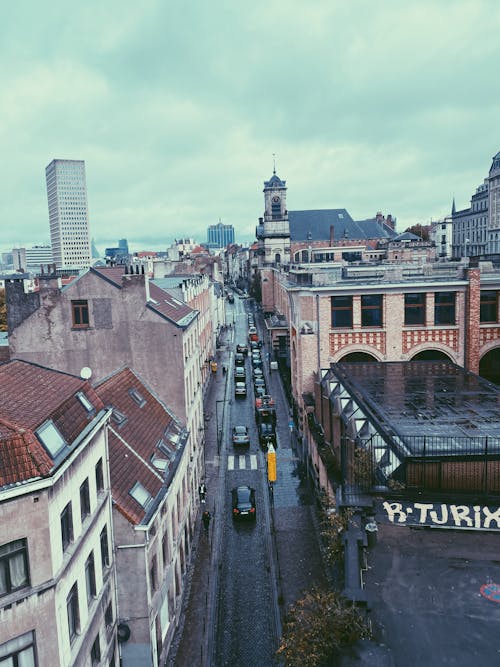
[0,360,117,666]
[207,222,235,249]
[46,159,91,269]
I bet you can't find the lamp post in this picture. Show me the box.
[215,399,225,454]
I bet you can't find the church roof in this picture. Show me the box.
[289,210,395,242]
[264,173,286,188]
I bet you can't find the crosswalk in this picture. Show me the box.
[227,454,258,471]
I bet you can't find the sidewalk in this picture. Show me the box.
[166,315,329,666]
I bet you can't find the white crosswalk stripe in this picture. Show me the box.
[227,454,259,471]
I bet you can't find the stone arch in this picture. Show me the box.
[404,342,458,363]
[332,346,383,363]
[338,351,379,363]
[410,349,453,362]
[479,347,500,385]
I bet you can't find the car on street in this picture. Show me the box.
[234,366,246,380]
[235,381,247,398]
[258,422,276,449]
[253,367,263,379]
[236,343,248,356]
[232,425,250,446]
[253,377,266,395]
[254,386,266,400]
[252,356,263,369]
[231,486,256,520]
[235,353,245,366]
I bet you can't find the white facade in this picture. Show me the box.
[12,245,53,272]
[46,159,91,269]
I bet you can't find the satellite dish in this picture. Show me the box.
[80,367,92,380]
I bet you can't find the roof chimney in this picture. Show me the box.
[329,225,335,247]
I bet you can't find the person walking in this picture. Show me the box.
[198,481,207,503]
[202,510,211,532]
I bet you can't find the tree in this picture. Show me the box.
[277,587,372,666]
[0,289,7,332]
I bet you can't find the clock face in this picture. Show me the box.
[272,196,280,203]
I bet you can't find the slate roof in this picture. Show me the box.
[94,367,186,525]
[264,173,286,188]
[0,360,105,488]
[392,231,421,241]
[91,265,137,288]
[289,210,396,242]
[147,282,197,327]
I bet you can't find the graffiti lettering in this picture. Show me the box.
[381,501,500,530]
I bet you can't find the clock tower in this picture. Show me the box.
[256,168,290,267]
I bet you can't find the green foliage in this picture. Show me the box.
[277,587,372,666]
[318,492,352,567]
[0,289,6,332]
[404,224,430,241]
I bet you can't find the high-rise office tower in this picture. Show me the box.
[207,221,235,248]
[45,159,91,269]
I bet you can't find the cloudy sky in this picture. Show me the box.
[2,0,500,255]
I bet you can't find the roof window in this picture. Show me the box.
[77,391,94,413]
[128,388,146,407]
[36,420,66,458]
[111,408,127,428]
[157,439,175,459]
[151,455,169,471]
[129,482,153,509]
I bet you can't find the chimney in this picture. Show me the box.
[376,211,384,222]
[329,225,335,247]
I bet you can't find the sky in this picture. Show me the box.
[2,0,500,255]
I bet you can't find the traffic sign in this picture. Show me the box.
[288,420,294,431]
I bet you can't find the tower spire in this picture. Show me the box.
[451,196,456,216]
[272,153,276,175]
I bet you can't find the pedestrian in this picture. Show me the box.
[199,481,207,503]
[202,510,211,532]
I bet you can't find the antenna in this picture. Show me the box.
[80,367,92,380]
[272,153,276,175]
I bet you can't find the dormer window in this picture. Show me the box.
[36,420,66,458]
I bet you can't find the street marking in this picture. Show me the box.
[228,456,235,470]
[250,454,258,469]
[239,455,246,469]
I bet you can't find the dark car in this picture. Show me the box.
[258,422,276,449]
[236,343,248,356]
[235,353,245,366]
[232,425,250,446]
[234,366,246,380]
[252,356,263,369]
[231,486,256,520]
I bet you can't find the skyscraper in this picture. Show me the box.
[207,221,235,248]
[45,159,91,269]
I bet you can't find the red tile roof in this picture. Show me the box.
[0,360,105,487]
[94,367,184,525]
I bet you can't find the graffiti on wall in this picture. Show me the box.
[378,500,500,530]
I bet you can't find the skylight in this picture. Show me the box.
[151,455,169,471]
[128,388,146,407]
[111,408,127,427]
[36,421,66,458]
[77,391,94,413]
[129,482,153,509]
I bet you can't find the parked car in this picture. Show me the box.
[235,353,245,366]
[234,366,246,380]
[236,343,248,356]
[252,356,263,369]
[254,386,267,400]
[231,486,256,520]
[258,422,276,449]
[235,382,247,398]
[232,425,250,446]
[253,377,266,395]
[227,293,234,303]
[253,367,263,379]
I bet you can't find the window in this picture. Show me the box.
[85,551,96,604]
[105,600,114,631]
[100,526,110,569]
[0,631,36,667]
[61,503,73,553]
[110,408,127,428]
[404,293,426,325]
[80,478,91,522]
[480,290,498,323]
[71,300,89,328]
[331,296,353,328]
[36,420,66,458]
[67,583,80,643]
[90,633,101,664]
[129,482,153,509]
[77,391,94,413]
[361,294,383,327]
[150,556,158,592]
[128,388,146,407]
[95,458,104,494]
[0,539,29,597]
[162,533,170,567]
[434,292,456,325]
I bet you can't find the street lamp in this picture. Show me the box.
[215,399,225,454]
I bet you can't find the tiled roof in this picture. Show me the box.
[91,265,130,287]
[147,282,197,328]
[94,367,184,525]
[0,360,105,487]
